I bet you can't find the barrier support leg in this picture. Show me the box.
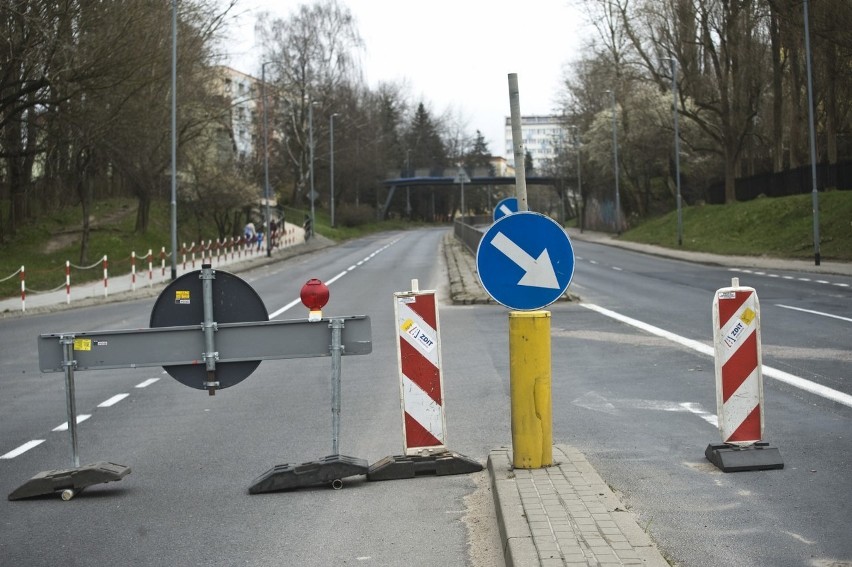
[8,335,131,501]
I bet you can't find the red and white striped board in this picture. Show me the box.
[394,282,447,455]
[712,278,764,445]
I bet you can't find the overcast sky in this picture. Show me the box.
[221,0,586,156]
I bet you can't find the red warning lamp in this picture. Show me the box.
[300,278,329,321]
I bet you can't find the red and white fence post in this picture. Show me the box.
[131,252,137,291]
[65,261,71,304]
[706,277,783,472]
[366,279,482,481]
[147,249,153,287]
[20,266,26,312]
[102,255,109,298]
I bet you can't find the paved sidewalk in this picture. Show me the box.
[0,232,336,318]
[489,446,669,567]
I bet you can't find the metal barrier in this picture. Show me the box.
[453,215,490,255]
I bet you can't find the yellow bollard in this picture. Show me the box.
[509,310,552,468]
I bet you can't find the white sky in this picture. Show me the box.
[221,0,586,156]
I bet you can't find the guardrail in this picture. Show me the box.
[453,215,490,255]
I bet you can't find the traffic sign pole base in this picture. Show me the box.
[366,451,483,482]
[8,462,131,501]
[705,442,784,472]
[248,454,369,493]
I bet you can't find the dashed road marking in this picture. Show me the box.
[98,393,130,407]
[52,414,91,432]
[135,378,160,388]
[1,440,45,459]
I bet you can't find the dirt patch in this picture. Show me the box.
[43,204,137,254]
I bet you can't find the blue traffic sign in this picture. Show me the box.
[493,197,519,222]
[476,212,574,310]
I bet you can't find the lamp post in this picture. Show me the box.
[803,0,821,266]
[261,61,272,257]
[663,57,683,246]
[405,149,412,218]
[571,125,583,233]
[330,113,338,228]
[309,101,318,238]
[169,0,177,280]
[605,89,622,234]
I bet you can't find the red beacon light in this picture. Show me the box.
[300,278,329,322]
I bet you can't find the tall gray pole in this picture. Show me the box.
[803,0,821,265]
[261,62,271,257]
[574,128,582,232]
[608,90,621,234]
[507,74,529,211]
[670,58,683,246]
[169,0,178,280]
[330,113,337,228]
[309,102,315,237]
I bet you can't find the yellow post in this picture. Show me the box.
[509,310,552,468]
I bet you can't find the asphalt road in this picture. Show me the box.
[1,227,850,567]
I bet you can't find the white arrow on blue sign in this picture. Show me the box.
[493,197,519,222]
[476,211,575,310]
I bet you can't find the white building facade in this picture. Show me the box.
[504,115,568,171]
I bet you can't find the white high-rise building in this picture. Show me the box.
[504,115,567,171]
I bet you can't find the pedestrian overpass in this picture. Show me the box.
[380,168,562,220]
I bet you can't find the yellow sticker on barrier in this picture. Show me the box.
[401,318,413,332]
[73,338,92,351]
[740,307,756,326]
[175,290,190,304]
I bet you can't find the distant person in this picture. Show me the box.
[243,222,256,245]
[269,219,278,249]
[256,230,264,251]
[303,214,312,241]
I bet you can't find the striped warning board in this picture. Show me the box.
[394,288,447,454]
[712,279,763,445]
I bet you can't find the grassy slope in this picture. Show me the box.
[620,191,852,261]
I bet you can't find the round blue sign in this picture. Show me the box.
[476,212,574,310]
[493,197,519,222]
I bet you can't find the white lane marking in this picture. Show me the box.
[324,270,348,285]
[581,303,852,409]
[612,267,623,271]
[98,393,130,407]
[776,304,852,323]
[53,414,91,432]
[1,440,45,459]
[268,237,401,319]
[589,260,598,265]
[835,283,850,288]
[680,402,719,427]
[799,278,811,282]
[135,378,160,388]
[816,280,829,284]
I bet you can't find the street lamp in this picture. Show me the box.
[405,149,412,218]
[169,0,177,280]
[663,57,683,246]
[570,125,583,233]
[605,89,622,235]
[261,61,272,257]
[330,113,339,228]
[309,100,318,239]
[803,0,821,265]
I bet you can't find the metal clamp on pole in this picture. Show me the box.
[200,265,219,395]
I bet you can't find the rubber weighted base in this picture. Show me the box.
[8,462,131,501]
[367,451,483,481]
[705,442,784,472]
[248,454,369,493]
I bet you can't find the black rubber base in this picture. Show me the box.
[705,442,784,472]
[8,462,131,500]
[367,451,483,481]
[248,454,369,493]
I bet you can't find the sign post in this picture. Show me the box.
[476,211,575,468]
